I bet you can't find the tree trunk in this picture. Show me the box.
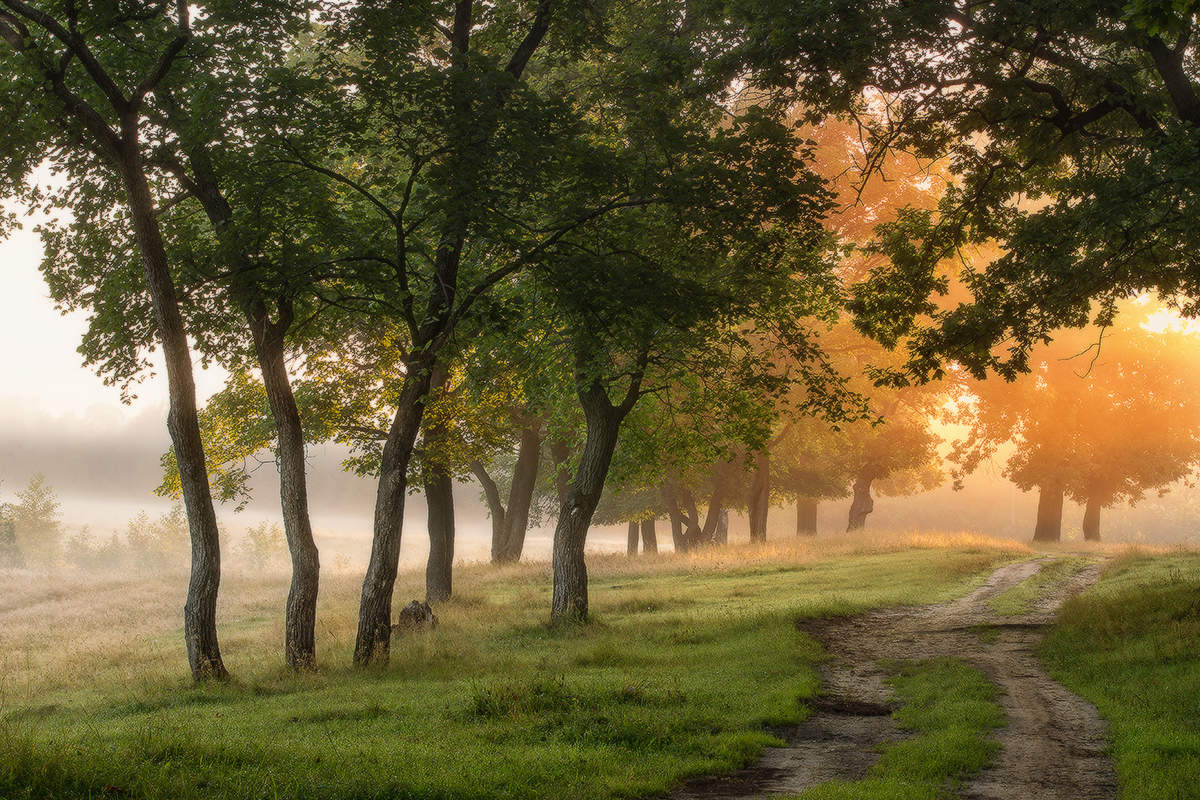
[422,364,455,603]
[846,474,875,531]
[473,417,542,564]
[354,359,435,665]
[249,302,319,670]
[1082,496,1101,542]
[626,521,639,555]
[472,461,508,563]
[796,497,818,536]
[680,486,706,549]
[501,419,541,561]
[1033,484,1065,542]
[425,471,455,603]
[551,377,634,623]
[699,467,730,545]
[122,158,226,681]
[662,483,687,552]
[640,518,658,554]
[715,509,729,545]
[1084,501,1099,544]
[748,452,770,543]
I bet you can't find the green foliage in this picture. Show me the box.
[1042,553,1200,800]
[60,506,195,574]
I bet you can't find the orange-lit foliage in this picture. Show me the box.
[769,116,953,529]
[951,303,1200,539]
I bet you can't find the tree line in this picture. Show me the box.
[2,0,1199,680]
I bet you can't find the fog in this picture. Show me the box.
[3,401,1196,579]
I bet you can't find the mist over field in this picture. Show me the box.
[4,401,1197,579]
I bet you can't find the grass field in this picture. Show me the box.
[0,533,1023,800]
[1042,551,1200,800]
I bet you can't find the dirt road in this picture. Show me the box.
[670,559,1117,800]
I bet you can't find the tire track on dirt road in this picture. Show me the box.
[669,559,1116,800]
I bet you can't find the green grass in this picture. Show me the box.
[1042,552,1200,800]
[0,546,1016,800]
[988,556,1092,616]
[795,658,1004,800]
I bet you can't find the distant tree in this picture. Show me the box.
[951,308,1200,541]
[10,474,62,567]
[773,417,853,536]
[126,505,192,571]
[0,497,23,569]
[237,522,288,573]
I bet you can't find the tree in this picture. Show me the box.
[0,501,21,569]
[8,474,60,566]
[773,417,853,535]
[0,0,322,679]
[530,7,847,619]
[951,308,1200,541]
[735,2,1200,390]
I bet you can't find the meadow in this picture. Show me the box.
[1,533,1021,799]
[3,533,1197,800]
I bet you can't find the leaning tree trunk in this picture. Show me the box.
[796,497,818,536]
[626,521,639,555]
[640,518,658,554]
[425,472,455,603]
[1082,495,1101,542]
[551,377,634,623]
[748,452,770,543]
[250,302,320,670]
[123,160,226,681]
[1033,484,1065,542]
[354,358,435,665]
[846,474,875,532]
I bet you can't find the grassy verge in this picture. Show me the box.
[988,556,1092,616]
[1041,552,1200,800]
[795,658,1004,800]
[0,541,1018,800]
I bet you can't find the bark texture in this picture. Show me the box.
[1082,496,1101,542]
[423,364,456,604]
[846,473,875,532]
[249,301,320,670]
[425,472,455,603]
[626,521,639,555]
[1033,484,1065,542]
[748,452,770,543]
[550,375,638,623]
[123,160,227,681]
[796,497,818,536]
[640,518,658,554]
